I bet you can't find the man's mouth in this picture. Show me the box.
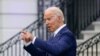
[47,26,51,30]
[48,27,50,29]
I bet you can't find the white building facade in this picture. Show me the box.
[0,0,37,43]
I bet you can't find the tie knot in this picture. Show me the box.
[51,33,54,38]
[48,33,54,41]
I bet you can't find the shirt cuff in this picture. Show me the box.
[32,36,36,44]
[24,36,36,46]
[24,41,31,46]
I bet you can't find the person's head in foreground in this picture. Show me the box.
[44,7,65,32]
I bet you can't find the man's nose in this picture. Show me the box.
[45,20,49,25]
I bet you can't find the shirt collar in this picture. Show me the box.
[54,24,66,37]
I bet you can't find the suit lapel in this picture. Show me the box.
[48,26,68,42]
[54,26,68,39]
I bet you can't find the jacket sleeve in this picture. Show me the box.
[24,43,46,56]
[34,33,75,56]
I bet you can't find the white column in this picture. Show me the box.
[0,19,3,44]
[0,0,3,44]
[0,1,3,56]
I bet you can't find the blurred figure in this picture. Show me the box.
[21,6,77,56]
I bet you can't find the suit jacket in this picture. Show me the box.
[24,26,77,56]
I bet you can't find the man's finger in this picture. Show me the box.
[20,32,26,40]
[21,31,27,34]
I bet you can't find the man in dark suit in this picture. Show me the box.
[21,6,77,56]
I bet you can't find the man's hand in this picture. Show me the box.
[20,31,33,43]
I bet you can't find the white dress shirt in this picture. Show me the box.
[54,24,66,37]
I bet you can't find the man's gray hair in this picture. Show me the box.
[45,6,64,21]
